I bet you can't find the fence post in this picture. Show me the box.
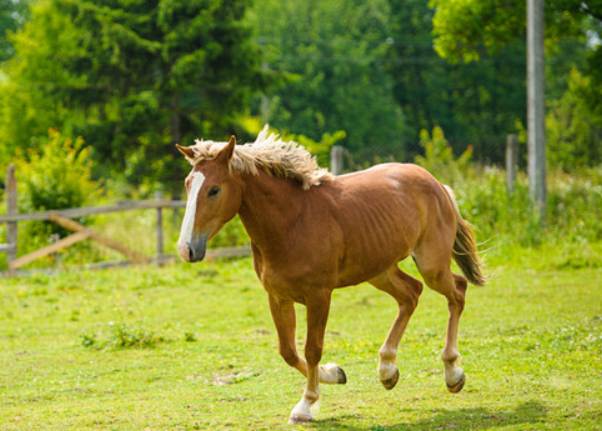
[6,164,17,273]
[330,145,344,175]
[506,134,518,194]
[155,191,164,265]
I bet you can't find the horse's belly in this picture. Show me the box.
[335,241,412,287]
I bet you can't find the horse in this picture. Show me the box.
[175,126,485,424]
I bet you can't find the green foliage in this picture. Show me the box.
[251,0,409,161]
[0,0,29,61]
[430,0,602,167]
[285,129,346,168]
[2,0,599,182]
[452,166,602,248]
[16,129,99,213]
[9,129,100,263]
[81,321,165,350]
[0,0,264,193]
[379,0,526,162]
[547,69,602,169]
[414,126,472,183]
[430,0,595,62]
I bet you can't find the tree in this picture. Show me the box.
[251,0,410,163]
[547,69,602,168]
[0,0,28,61]
[385,0,525,162]
[0,0,264,192]
[430,0,602,168]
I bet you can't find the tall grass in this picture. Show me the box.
[452,166,602,247]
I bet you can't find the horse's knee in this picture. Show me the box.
[279,345,300,367]
[305,345,323,367]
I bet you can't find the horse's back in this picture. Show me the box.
[335,162,439,189]
[325,163,456,286]
[332,163,449,217]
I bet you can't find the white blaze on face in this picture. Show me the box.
[177,171,205,261]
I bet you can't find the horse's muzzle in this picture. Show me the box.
[187,235,208,263]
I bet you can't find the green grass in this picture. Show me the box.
[1,250,601,430]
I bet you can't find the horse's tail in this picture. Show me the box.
[443,185,486,286]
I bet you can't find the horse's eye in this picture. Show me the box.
[208,186,220,198]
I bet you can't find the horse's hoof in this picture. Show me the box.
[446,372,465,393]
[320,363,347,384]
[381,368,399,390]
[288,414,313,424]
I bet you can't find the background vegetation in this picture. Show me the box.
[0,0,600,269]
[1,0,601,184]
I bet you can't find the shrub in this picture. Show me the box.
[546,69,602,170]
[453,166,602,252]
[415,126,472,183]
[17,129,100,214]
[288,130,347,168]
[81,322,165,350]
[7,129,103,267]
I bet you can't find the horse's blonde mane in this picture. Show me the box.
[187,125,332,189]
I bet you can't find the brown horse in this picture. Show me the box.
[175,126,484,424]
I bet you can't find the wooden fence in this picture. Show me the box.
[0,165,250,276]
[1,140,518,275]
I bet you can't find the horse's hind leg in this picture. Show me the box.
[369,267,423,389]
[414,251,467,393]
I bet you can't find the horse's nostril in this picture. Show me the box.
[187,236,207,263]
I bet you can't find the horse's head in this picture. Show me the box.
[175,136,242,262]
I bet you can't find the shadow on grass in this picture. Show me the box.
[310,401,547,431]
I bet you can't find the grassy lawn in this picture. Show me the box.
[1,253,601,430]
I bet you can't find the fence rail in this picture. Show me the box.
[0,199,186,223]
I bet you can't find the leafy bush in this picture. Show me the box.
[10,129,102,266]
[16,129,100,214]
[412,125,601,256]
[452,166,602,255]
[415,126,473,183]
[288,130,347,168]
[547,69,602,170]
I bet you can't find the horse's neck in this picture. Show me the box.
[238,171,305,253]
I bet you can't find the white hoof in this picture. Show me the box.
[445,367,465,393]
[379,361,398,381]
[289,398,316,424]
[320,363,347,384]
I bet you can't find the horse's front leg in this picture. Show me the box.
[269,294,346,384]
[289,290,332,424]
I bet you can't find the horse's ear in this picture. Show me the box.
[216,135,236,163]
[176,144,195,159]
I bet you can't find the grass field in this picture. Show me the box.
[1,250,601,430]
